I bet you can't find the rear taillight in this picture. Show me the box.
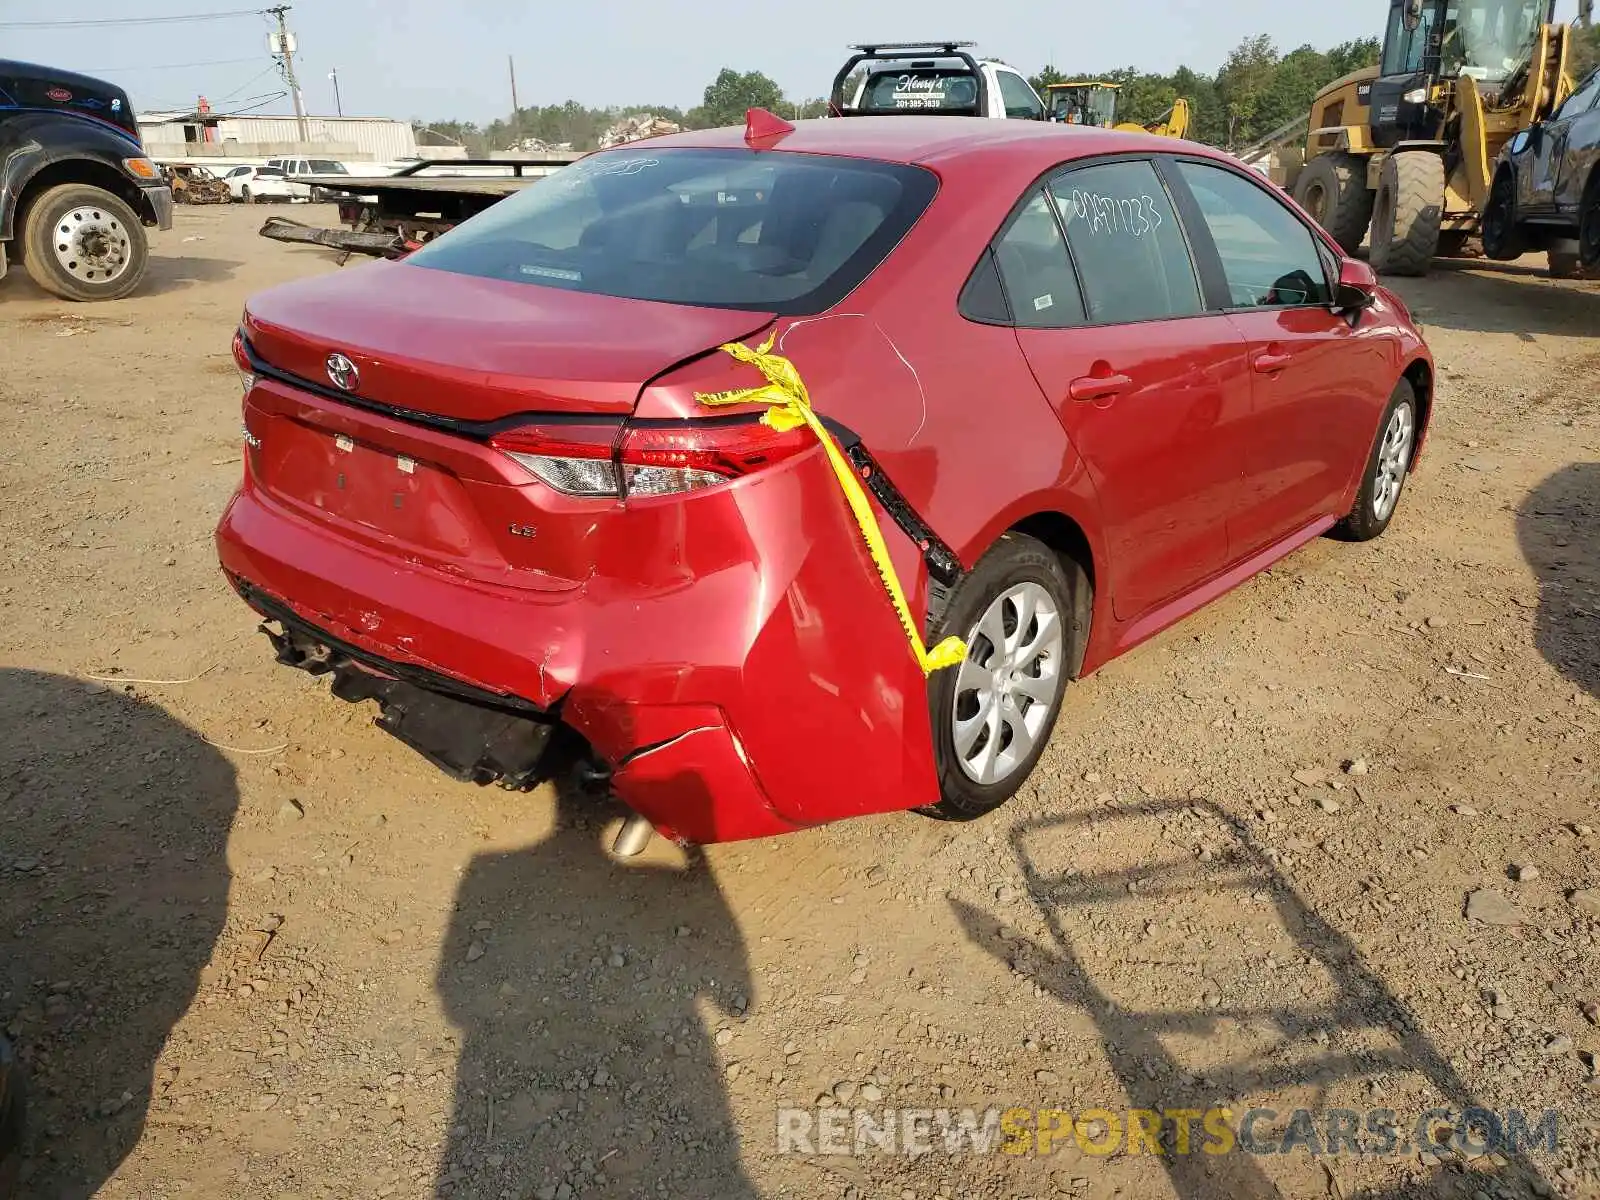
[489,422,620,497]
[231,328,256,394]
[618,421,813,497]
[488,418,814,498]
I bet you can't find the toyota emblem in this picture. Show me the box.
[325,352,359,392]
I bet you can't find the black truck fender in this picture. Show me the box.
[0,109,172,243]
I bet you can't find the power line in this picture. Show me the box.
[78,56,262,73]
[220,63,282,102]
[0,8,262,30]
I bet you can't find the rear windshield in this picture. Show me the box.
[860,68,980,113]
[406,147,938,314]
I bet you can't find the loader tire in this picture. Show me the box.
[1294,153,1375,254]
[1370,151,1444,277]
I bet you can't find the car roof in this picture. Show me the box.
[627,116,1212,172]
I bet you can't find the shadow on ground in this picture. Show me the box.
[1518,462,1600,698]
[0,254,242,302]
[135,253,245,296]
[953,799,1559,1200]
[434,777,757,1199]
[1382,258,1600,339]
[0,669,238,1199]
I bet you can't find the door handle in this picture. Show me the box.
[1253,351,1292,374]
[1068,373,1133,403]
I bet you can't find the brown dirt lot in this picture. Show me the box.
[1,204,1598,1200]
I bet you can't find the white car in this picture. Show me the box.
[223,165,297,203]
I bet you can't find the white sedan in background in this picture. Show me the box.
[222,165,300,203]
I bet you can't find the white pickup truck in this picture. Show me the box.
[262,156,354,200]
[833,42,1047,121]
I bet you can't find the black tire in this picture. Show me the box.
[920,533,1085,822]
[1370,151,1444,277]
[0,1034,23,1200]
[20,183,148,302]
[241,185,254,204]
[1335,379,1418,543]
[1581,172,1600,269]
[1481,171,1527,261]
[1294,152,1376,254]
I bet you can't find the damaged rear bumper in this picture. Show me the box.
[215,456,940,844]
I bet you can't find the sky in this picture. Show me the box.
[2,0,1586,124]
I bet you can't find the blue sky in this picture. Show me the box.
[3,0,1585,123]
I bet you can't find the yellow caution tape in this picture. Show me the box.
[696,334,967,677]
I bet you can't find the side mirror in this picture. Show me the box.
[1334,258,1379,314]
[1403,0,1425,31]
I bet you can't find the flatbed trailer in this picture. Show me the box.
[259,156,579,258]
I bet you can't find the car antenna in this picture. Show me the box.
[745,107,795,148]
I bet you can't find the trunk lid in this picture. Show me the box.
[238,260,776,588]
[243,260,774,422]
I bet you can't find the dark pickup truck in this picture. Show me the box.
[1,60,172,301]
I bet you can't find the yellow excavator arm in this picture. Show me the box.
[1114,97,1192,139]
[1458,21,1573,212]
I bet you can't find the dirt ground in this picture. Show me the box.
[1,204,1597,1200]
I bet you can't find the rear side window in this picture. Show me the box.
[407,148,939,315]
[1047,160,1202,324]
[991,192,1085,327]
[995,70,1043,119]
[1174,160,1332,307]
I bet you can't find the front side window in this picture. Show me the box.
[1047,159,1203,324]
[994,70,1043,119]
[1555,70,1600,122]
[1174,160,1332,307]
[1382,2,1438,75]
[407,148,938,314]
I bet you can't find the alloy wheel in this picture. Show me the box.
[1372,402,1415,522]
[952,582,1065,786]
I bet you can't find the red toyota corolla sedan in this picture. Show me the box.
[216,115,1433,846]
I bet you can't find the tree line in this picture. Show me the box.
[413,26,1600,156]
[1030,36,1380,148]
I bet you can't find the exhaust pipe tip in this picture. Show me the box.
[611,813,654,858]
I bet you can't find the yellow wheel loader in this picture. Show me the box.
[1044,81,1192,138]
[1295,0,1575,276]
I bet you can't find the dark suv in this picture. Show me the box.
[1483,66,1600,276]
[1,60,173,301]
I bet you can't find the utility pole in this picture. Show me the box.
[1580,0,1593,29]
[328,66,342,116]
[508,55,519,116]
[267,5,310,142]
